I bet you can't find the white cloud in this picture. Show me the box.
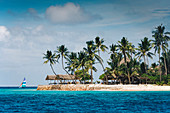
[45,3,101,24]
[0,25,97,85]
[2,25,90,52]
[32,25,43,35]
[0,26,10,41]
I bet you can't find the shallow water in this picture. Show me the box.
[0,88,170,113]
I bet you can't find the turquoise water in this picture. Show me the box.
[0,88,170,113]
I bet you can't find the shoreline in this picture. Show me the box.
[37,84,170,91]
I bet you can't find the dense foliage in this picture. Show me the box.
[43,24,170,85]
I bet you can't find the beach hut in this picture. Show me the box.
[46,75,57,80]
[45,75,58,85]
[45,75,80,84]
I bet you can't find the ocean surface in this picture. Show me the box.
[0,88,170,113]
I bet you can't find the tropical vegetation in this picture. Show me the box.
[43,25,170,85]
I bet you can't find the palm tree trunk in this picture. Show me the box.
[162,46,167,75]
[103,67,108,85]
[119,78,122,84]
[159,52,162,82]
[123,52,131,84]
[50,64,57,75]
[62,55,70,75]
[123,51,126,63]
[147,56,149,68]
[127,70,131,84]
[91,64,93,84]
[61,55,74,81]
[105,75,108,85]
[100,59,108,84]
[126,63,131,84]
[143,55,147,72]
[73,69,76,84]
[82,66,85,84]
[164,55,167,75]
[97,47,107,84]
[50,64,62,83]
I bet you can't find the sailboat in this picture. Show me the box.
[19,78,26,88]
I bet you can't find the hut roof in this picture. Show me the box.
[45,75,57,80]
[57,74,75,80]
[45,75,79,80]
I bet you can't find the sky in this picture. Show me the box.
[0,0,170,86]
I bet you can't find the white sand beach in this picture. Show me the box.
[37,84,170,91]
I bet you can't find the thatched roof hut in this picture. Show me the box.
[46,75,57,80]
[45,75,79,80]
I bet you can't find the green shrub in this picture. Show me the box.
[156,82,160,85]
[156,81,164,86]
[167,82,170,86]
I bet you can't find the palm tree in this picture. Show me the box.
[85,59,98,83]
[117,37,131,84]
[95,37,108,83]
[83,40,103,84]
[107,50,122,84]
[108,44,121,77]
[152,24,170,81]
[43,50,58,75]
[152,36,161,80]
[128,43,136,59]
[160,50,170,75]
[75,69,91,83]
[99,67,114,84]
[161,27,170,75]
[166,50,170,74]
[136,37,154,71]
[128,58,140,83]
[55,45,70,74]
[77,51,88,83]
[66,52,78,75]
[95,36,108,57]
[109,44,118,55]
[149,63,159,76]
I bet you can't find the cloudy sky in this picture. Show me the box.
[0,0,170,86]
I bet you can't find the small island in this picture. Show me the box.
[39,24,170,91]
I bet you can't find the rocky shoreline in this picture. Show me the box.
[37,84,170,91]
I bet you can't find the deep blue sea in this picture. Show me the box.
[0,88,170,113]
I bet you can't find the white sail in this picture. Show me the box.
[19,78,26,88]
